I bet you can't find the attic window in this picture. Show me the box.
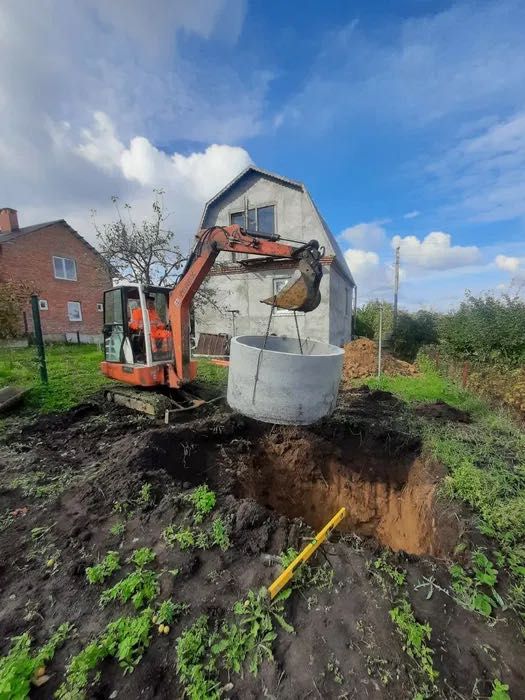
[53,256,77,281]
[230,205,275,235]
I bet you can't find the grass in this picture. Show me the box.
[0,346,226,416]
[0,343,109,413]
[367,356,525,622]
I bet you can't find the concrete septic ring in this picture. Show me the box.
[227,335,344,425]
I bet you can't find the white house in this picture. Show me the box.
[195,166,355,346]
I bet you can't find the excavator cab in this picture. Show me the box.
[103,285,173,367]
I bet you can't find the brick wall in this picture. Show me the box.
[0,223,111,338]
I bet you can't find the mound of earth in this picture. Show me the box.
[415,400,471,423]
[342,337,418,381]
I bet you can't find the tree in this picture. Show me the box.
[93,191,216,309]
[93,190,185,287]
[0,279,35,339]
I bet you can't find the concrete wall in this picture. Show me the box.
[203,171,337,254]
[197,265,331,341]
[329,265,353,346]
[196,171,353,346]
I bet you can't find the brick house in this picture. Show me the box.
[0,208,111,342]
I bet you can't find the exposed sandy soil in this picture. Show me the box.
[342,338,418,382]
[0,389,523,699]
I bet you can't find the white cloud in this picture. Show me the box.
[0,0,264,246]
[403,210,420,219]
[277,2,525,132]
[339,221,387,249]
[428,112,525,223]
[344,249,395,299]
[391,232,480,270]
[495,254,520,272]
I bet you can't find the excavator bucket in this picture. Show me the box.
[261,256,322,312]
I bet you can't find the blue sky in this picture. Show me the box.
[1,0,525,309]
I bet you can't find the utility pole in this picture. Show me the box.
[392,245,400,337]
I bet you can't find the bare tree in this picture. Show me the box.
[93,191,217,309]
[93,190,185,286]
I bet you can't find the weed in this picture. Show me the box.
[56,609,152,698]
[491,679,511,700]
[154,599,190,627]
[211,516,231,551]
[110,521,125,537]
[127,547,156,568]
[186,484,216,523]
[279,548,334,592]
[85,551,121,585]
[0,623,71,700]
[176,616,221,700]
[137,482,153,507]
[326,653,344,684]
[372,553,406,588]
[450,550,504,617]
[389,599,438,688]
[176,588,294,698]
[10,471,73,500]
[100,570,159,610]
[163,525,195,550]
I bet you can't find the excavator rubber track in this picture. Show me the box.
[104,386,213,423]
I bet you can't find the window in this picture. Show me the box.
[104,289,123,325]
[230,204,275,235]
[53,256,77,281]
[272,278,290,315]
[97,303,103,312]
[67,301,82,321]
[39,299,48,311]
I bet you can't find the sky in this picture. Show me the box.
[1,0,525,310]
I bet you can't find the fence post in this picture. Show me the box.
[31,294,48,384]
[462,361,469,388]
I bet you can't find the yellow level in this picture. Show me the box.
[268,507,346,600]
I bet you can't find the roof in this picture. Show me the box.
[0,218,107,264]
[199,165,355,286]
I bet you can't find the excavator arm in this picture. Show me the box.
[168,225,323,385]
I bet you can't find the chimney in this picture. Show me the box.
[0,208,19,232]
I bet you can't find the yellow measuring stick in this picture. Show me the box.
[268,507,346,600]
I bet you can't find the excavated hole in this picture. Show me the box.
[236,427,458,556]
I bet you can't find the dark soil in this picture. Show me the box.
[0,389,523,699]
[414,400,472,424]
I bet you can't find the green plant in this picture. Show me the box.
[279,548,334,591]
[137,483,153,507]
[211,516,231,551]
[154,599,189,627]
[187,484,216,523]
[450,551,503,617]
[389,600,438,687]
[100,570,159,610]
[110,522,125,537]
[176,616,220,700]
[127,547,156,568]
[490,678,511,700]
[56,609,152,698]
[373,553,406,587]
[0,623,71,700]
[163,525,195,550]
[86,551,121,585]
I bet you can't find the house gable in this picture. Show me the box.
[200,166,355,286]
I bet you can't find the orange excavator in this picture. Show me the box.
[100,224,323,418]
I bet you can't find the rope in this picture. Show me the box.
[252,298,276,404]
[293,311,303,355]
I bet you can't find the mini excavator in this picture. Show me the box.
[100,224,323,418]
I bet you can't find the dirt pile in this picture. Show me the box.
[342,337,418,381]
